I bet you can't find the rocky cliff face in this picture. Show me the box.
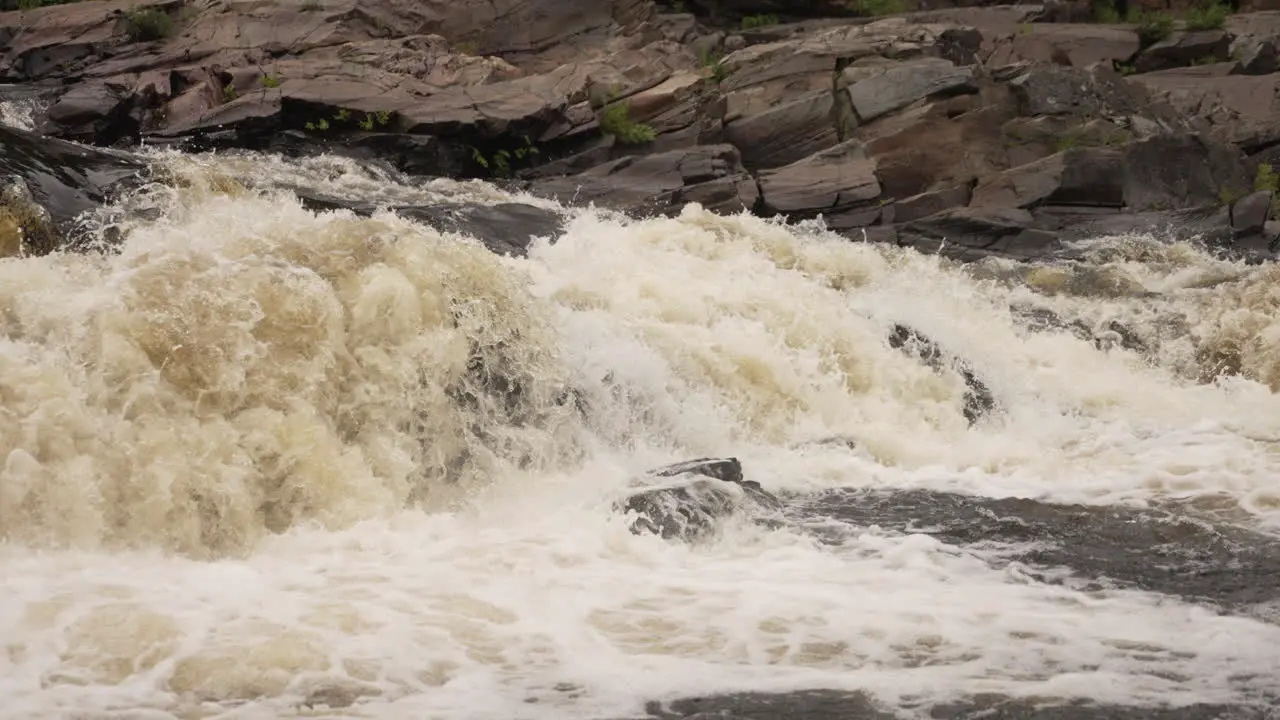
[1,0,1278,260]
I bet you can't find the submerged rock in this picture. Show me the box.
[619,457,782,541]
[886,324,996,424]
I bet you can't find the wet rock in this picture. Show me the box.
[632,690,1273,720]
[530,144,759,216]
[396,203,565,257]
[619,457,782,541]
[896,207,1064,263]
[886,324,997,424]
[795,488,1280,609]
[1231,190,1273,235]
[0,124,143,249]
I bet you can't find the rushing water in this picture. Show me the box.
[3,114,1280,718]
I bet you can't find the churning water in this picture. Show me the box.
[3,126,1280,719]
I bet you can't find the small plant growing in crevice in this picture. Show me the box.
[856,0,908,16]
[599,91,656,145]
[1185,1,1230,30]
[1219,186,1247,206]
[222,82,238,102]
[454,40,480,55]
[1091,0,1121,23]
[699,47,728,83]
[357,110,392,130]
[260,73,281,88]
[1256,162,1279,193]
[304,118,330,132]
[740,14,779,29]
[1131,9,1174,46]
[123,8,174,42]
[469,135,541,178]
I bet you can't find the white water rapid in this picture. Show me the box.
[2,142,1280,719]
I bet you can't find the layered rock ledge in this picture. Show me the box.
[2,0,1278,260]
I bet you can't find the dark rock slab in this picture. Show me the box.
[627,690,1274,720]
[0,123,143,247]
[896,207,1065,263]
[530,144,759,216]
[887,324,996,425]
[789,488,1280,609]
[619,457,782,541]
[396,203,564,257]
[1134,30,1232,74]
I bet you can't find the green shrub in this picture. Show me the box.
[740,14,779,29]
[1131,10,1174,46]
[124,8,174,42]
[599,101,656,145]
[856,0,907,15]
[1185,1,1230,30]
[1255,163,1279,193]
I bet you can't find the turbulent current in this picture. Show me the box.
[3,112,1280,718]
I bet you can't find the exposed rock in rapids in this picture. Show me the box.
[0,124,143,254]
[619,457,782,541]
[886,324,997,424]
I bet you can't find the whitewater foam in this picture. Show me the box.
[2,150,1280,718]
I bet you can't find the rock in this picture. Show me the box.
[1121,134,1251,212]
[530,144,760,215]
[882,183,973,224]
[1133,30,1232,74]
[1127,71,1280,152]
[970,147,1125,209]
[724,90,840,171]
[0,177,57,257]
[886,324,997,425]
[1232,190,1274,235]
[396,203,565,257]
[840,57,977,124]
[985,23,1141,68]
[896,207,1064,262]
[757,140,880,221]
[0,124,142,250]
[619,458,782,541]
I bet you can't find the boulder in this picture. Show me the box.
[840,56,977,123]
[1232,190,1274,235]
[396,203,565,257]
[724,90,841,170]
[896,207,1064,262]
[530,144,760,215]
[985,24,1141,68]
[0,124,143,250]
[619,457,782,541]
[1132,30,1232,74]
[886,324,997,425]
[756,140,881,221]
[970,147,1125,209]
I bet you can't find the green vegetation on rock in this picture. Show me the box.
[600,100,656,145]
[124,7,175,42]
